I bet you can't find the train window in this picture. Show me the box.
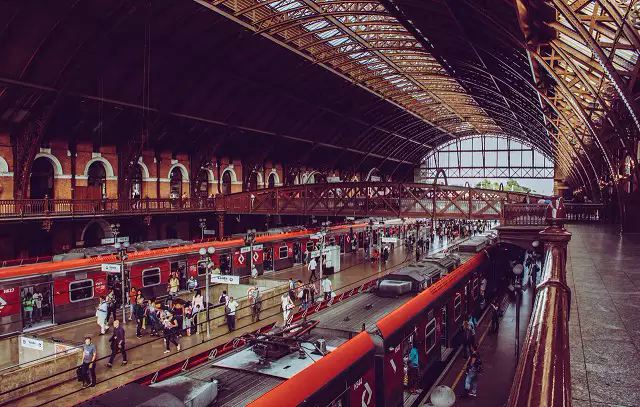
[278,246,288,259]
[197,261,207,276]
[454,293,462,322]
[142,268,161,287]
[425,318,437,354]
[69,280,94,302]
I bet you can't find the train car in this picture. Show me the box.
[0,222,369,337]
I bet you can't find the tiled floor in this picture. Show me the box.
[3,236,462,407]
[567,224,640,407]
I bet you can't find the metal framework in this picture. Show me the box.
[197,0,502,137]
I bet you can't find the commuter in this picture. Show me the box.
[191,289,204,333]
[133,297,145,338]
[468,314,478,335]
[462,321,476,358]
[248,285,261,322]
[105,289,117,324]
[186,275,198,291]
[530,263,540,287]
[96,296,109,335]
[301,285,311,311]
[321,276,332,301]
[288,279,296,302]
[128,287,138,321]
[162,312,180,353]
[464,354,480,398]
[22,292,34,328]
[218,290,229,305]
[172,301,184,335]
[408,342,420,394]
[32,290,43,323]
[80,335,97,388]
[480,277,488,303]
[281,292,294,326]
[106,320,127,367]
[303,248,310,265]
[308,257,318,282]
[168,274,180,299]
[415,247,421,262]
[226,296,239,331]
[490,299,500,333]
[382,246,389,263]
[251,264,259,279]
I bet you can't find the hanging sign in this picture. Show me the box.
[211,275,240,285]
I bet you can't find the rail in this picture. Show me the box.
[0,182,550,221]
[502,202,604,226]
[507,201,572,407]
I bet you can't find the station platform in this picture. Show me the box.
[427,270,534,406]
[1,236,459,407]
[567,224,640,407]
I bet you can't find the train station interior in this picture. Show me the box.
[0,0,638,406]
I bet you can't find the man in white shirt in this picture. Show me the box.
[321,277,332,301]
[308,257,318,282]
[226,296,239,331]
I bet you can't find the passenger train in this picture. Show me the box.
[0,220,411,337]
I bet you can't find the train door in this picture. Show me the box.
[251,244,264,275]
[19,282,54,330]
[292,241,301,264]
[440,305,450,358]
[170,260,187,290]
[263,246,274,273]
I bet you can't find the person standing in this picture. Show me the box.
[251,264,259,279]
[106,320,127,367]
[464,354,480,397]
[191,289,204,333]
[105,289,117,325]
[133,297,145,338]
[218,290,229,305]
[32,291,43,323]
[307,257,318,282]
[81,335,97,388]
[186,275,198,292]
[96,296,109,335]
[490,299,500,333]
[281,292,294,326]
[168,274,180,300]
[226,296,239,331]
[248,286,261,322]
[321,276,332,301]
[22,293,34,328]
[462,321,476,357]
[128,287,138,322]
[408,342,420,394]
[301,285,311,311]
[162,312,180,353]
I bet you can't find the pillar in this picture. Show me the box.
[217,213,224,241]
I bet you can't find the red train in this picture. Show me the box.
[249,248,500,407]
[0,221,409,337]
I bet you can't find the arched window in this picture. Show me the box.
[196,169,210,198]
[30,157,55,199]
[169,167,183,198]
[88,161,107,199]
[268,172,277,188]
[131,165,143,199]
[221,170,232,195]
[248,172,259,191]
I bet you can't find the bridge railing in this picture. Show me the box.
[502,202,604,226]
[508,201,572,407]
[0,197,219,218]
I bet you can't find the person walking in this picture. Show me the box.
[96,296,109,335]
[226,296,239,331]
[307,257,318,282]
[80,335,97,388]
[321,276,332,301]
[106,320,127,367]
[281,292,294,326]
[300,285,311,311]
[162,312,181,353]
[248,285,261,322]
[462,321,476,357]
[464,354,480,397]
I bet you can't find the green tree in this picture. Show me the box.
[475,178,535,193]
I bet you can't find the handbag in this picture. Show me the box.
[76,366,84,382]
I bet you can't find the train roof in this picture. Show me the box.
[77,383,184,407]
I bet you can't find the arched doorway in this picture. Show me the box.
[221,170,232,195]
[169,167,183,199]
[83,222,107,247]
[131,164,143,199]
[87,161,107,199]
[268,173,277,188]
[248,172,259,191]
[313,172,325,183]
[30,157,55,199]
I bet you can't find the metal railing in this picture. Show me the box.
[502,202,604,226]
[508,207,572,406]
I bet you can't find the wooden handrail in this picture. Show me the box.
[508,201,572,407]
